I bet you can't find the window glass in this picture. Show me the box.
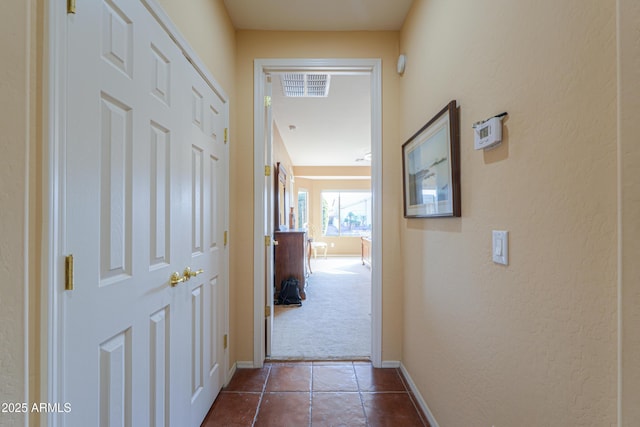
[321,191,371,236]
[297,190,308,228]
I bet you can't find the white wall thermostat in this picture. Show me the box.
[473,112,507,150]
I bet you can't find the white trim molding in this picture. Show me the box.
[400,363,441,427]
[381,360,401,369]
[43,2,67,426]
[236,361,256,369]
[140,0,228,102]
[225,362,238,387]
[253,58,383,368]
[252,59,267,367]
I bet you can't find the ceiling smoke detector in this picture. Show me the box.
[281,73,331,97]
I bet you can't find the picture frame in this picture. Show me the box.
[402,100,461,218]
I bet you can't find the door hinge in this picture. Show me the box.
[65,254,74,290]
[265,235,271,246]
[224,128,228,144]
[265,165,271,176]
[264,96,272,108]
[223,334,228,349]
[224,231,228,246]
[67,0,76,14]
[265,306,271,317]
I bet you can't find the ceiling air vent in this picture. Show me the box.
[281,73,331,97]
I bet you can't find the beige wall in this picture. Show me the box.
[619,0,640,424]
[273,122,295,229]
[0,0,37,425]
[399,1,618,425]
[294,166,371,178]
[156,0,236,94]
[273,122,294,174]
[236,31,403,362]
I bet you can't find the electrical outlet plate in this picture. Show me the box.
[492,230,508,265]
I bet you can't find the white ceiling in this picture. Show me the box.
[272,74,371,167]
[223,0,415,167]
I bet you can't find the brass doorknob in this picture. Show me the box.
[170,272,186,287]
[183,267,204,280]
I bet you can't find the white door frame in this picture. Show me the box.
[42,2,231,425]
[253,58,383,368]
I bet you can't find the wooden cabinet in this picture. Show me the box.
[274,230,307,300]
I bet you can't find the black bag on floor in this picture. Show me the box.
[276,277,302,306]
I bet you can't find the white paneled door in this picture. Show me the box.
[185,61,227,423]
[62,0,227,425]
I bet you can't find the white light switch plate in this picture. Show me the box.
[492,230,509,265]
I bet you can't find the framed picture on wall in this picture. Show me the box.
[402,100,461,218]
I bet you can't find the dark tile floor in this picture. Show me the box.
[201,361,430,427]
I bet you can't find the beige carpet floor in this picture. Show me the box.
[270,256,371,359]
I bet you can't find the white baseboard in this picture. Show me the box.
[225,362,237,387]
[400,363,440,427]
[381,360,401,368]
[236,361,255,369]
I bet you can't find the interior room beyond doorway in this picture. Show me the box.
[270,71,373,359]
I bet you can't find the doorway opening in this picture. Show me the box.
[253,59,383,367]
[270,72,372,359]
